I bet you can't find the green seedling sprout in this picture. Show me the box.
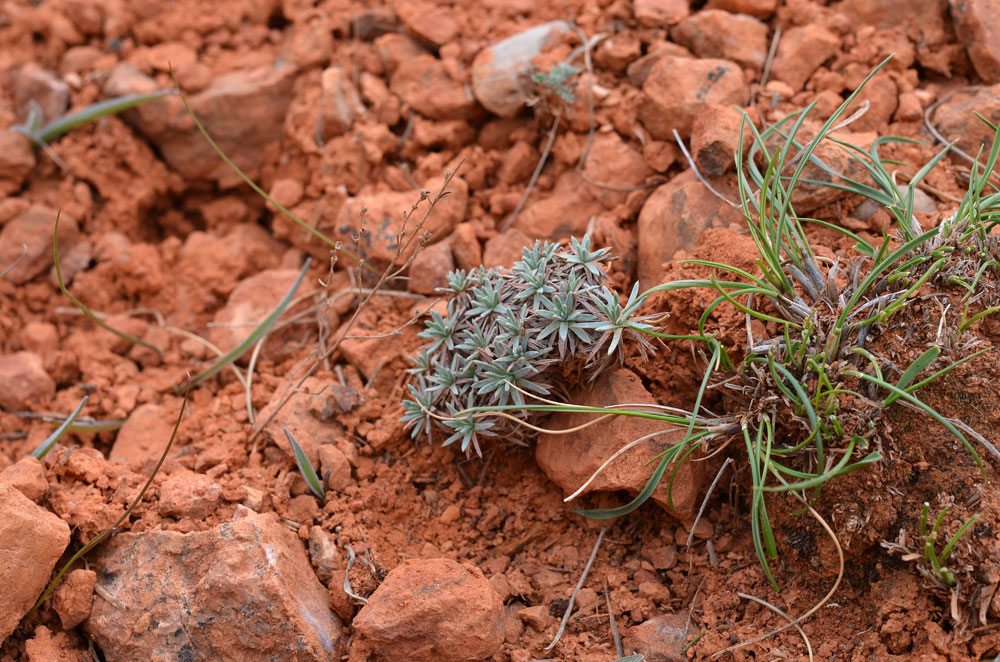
[30,396,87,460]
[284,427,326,500]
[11,91,175,148]
[919,503,980,587]
[531,62,579,105]
[183,257,311,389]
[54,210,165,356]
[32,387,188,612]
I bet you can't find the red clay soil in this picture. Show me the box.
[2,0,1000,661]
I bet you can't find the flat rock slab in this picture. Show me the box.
[86,508,346,661]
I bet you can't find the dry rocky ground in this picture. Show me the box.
[2,0,1000,660]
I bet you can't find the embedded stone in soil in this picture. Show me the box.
[85,507,346,661]
[0,482,71,644]
[535,368,707,520]
[349,558,504,662]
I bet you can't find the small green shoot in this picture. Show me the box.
[284,427,326,500]
[919,503,979,587]
[531,62,579,105]
[184,257,311,388]
[683,632,707,653]
[54,210,165,356]
[30,396,87,460]
[11,91,175,148]
[32,387,188,612]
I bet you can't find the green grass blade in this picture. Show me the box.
[284,427,326,500]
[884,347,940,406]
[37,91,176,143]
[30,396,88,459]
[939,514,980,564]
[846,370,984,474]
[54,211,164,356]
[903,348,990,396]
[187,257,311,386]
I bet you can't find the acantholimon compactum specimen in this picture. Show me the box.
[401,236,658,455]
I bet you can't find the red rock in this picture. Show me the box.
[691,103,752,177]
[779,124,875,213]
[374,33,428,76]
[395,0,459,46]
[594,32,642,73]
[52,569,96,630]
[0,206,78,285]
[408,241,455,295]
[285,15,334,68]
[59,45,103,74]
[640,56,747,140]
[158,470,222,520]
[449,223,483,270]
[536,368,707,519]
[320,66,366,140]
[104,61,296,185]
[705,0,777,18]
[13,63,69,123]
[622,613,688,662]
[931,85,1000,168]
[496,141,539,185]
[308,526,341,584]
[482,228,532,268]
[327,175,468,264]
[517,605,553,632]
[390,55,478,120]
[319,444,353,492]
[637,170,742,289]
[268,178,304,210]
[770,25,840,93]
[174,61,212,92]
[208,268,302,355]
[0,482,71,644]
[359,72,402,125]
[470,21,572,117]
[672,10,769,71]
[85,508,346,661]
[130,41,197,72]
[634,0,690,26]
[582,132,647,208]
[512,170,603,239]
[258,377,340,468]
[844,73,897,132]
[0,457,48,501]
[24,626,87,661]
[0,131,35,196]
[350,558,503,662]
[641,545,678,570]
[949,0,1000,83]
[109,401,181,471]
[626,43,693,88]
[0,351,54,410]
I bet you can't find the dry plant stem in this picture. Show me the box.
[564,428,683,502]
[923,86,1000,174]
[501,111,561,232]
[736,592,814,662]
[343,544,368,604]
[545,526,607,651]
[673,129,739,208]
[164,327,247,388]
[712,491,844,659]
[605,581,623,657]
[574,27,598,170]
[249,164,463,446]
[686,457,734,550]
[758,26,781,95]
[0,243,27,279]
[245,333,267,427]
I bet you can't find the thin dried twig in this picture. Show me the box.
[0,243,28,279]
[686,457,733,550]
[736,592,814,662]
[673,129,739,208]
[605,580,623,657]
[502,112,561,232]
[544,526,607,651]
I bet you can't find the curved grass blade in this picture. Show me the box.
[30,396,88,459]
[884,346,940,406]
[284,427,326,500]
[32,388,188,612]
[0,243,28,279]
[54,211,164,356]
[186,257,311,387]
[28,91,175,145]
